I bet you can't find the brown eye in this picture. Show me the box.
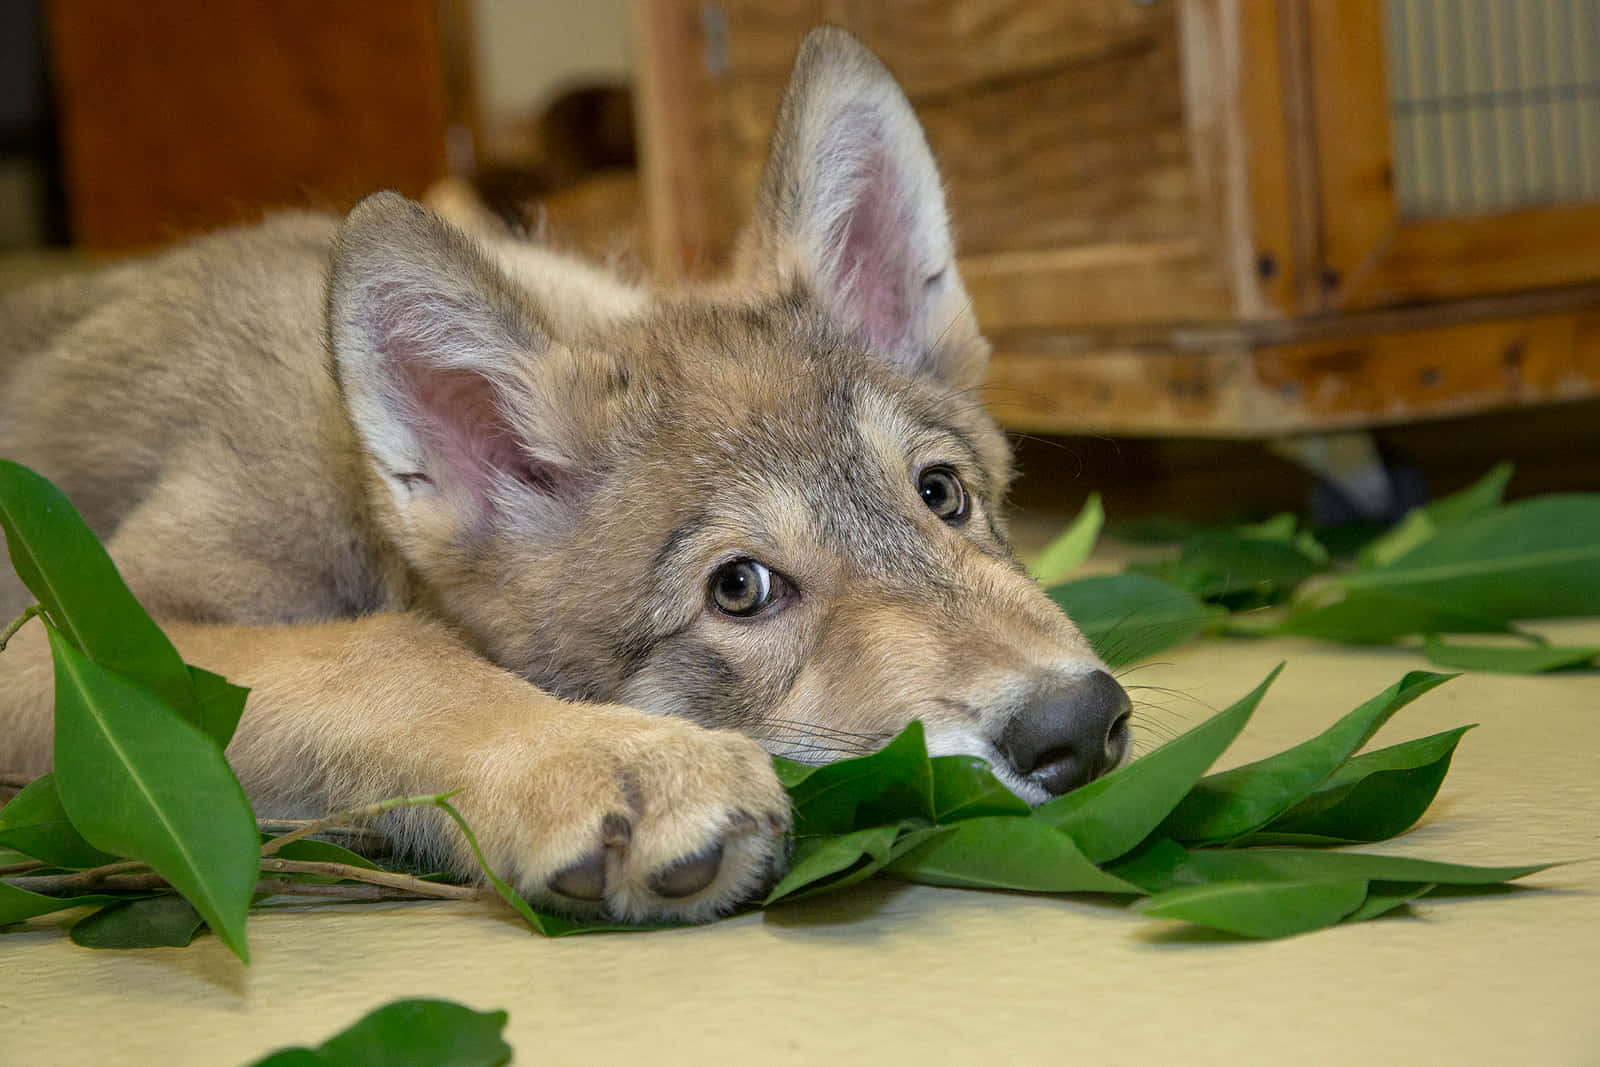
[918,466,969,525]
[709,558,786,617]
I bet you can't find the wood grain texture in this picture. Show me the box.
[919,16,1200,257]
[964,241,1231,331]
[986,307,1600,437]
[638,0,1209,287]
[835,0,1167,99]
[49,0,450,250]
[1181,0,1307,320]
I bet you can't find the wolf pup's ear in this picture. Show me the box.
[737,26,988,388]
[329,192,589,533]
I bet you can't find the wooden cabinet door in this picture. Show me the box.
[50,0,458,249]
[1306,0,1600,311]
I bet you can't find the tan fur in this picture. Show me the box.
[0,28,1122,921]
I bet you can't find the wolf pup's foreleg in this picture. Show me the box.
[3,612,790,922]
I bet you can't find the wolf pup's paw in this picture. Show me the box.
[458,715,791,923]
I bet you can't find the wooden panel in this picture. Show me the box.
[1180,0,1307,320]
[986,308,1600,437]
[50,0,450,249]
[1305,0,1600,309]
[1251,312,1600,423]
[985,347,1252,436]
[639,0,1212,290]
[836,0,1167,100]
[918,16,1199,257]
[964,241,1230,331]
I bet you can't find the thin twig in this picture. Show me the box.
[7,859,478,901]
[256,820,389,849]
[0,859,46,876]
[253,877,466,902]
[9,858,150,892]
[259,792,456,858]
[0,605,43,652]
[258,857,478,900]
[6,870,168,893]
[0,772,40,791]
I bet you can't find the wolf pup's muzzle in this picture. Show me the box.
[996,670,1132,796]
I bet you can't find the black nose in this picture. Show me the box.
[998,670,1132,797]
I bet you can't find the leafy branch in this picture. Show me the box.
[0,456,1583,954]
[1035,463,1600,672]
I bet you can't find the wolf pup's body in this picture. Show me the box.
[0,29,1129,920]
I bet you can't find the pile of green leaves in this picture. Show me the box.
[747,665,1554,938]
[1033,465,1600,673]
[0,460,1567,951]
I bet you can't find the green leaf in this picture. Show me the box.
[0,879,129,925]
[0,773,120,868]
[47,627,258,962]
[785,721,933,836]
[1245,725,1474,844]
[1347,880,1434,922]
[188,665,250,748]
[262,835,383,880]
[928,756,1031,822]
[70,894,207,948]
[0,459,199,721]
[1362,462,1514,569]
[1103,835,1202,893]
[1426,462,1517,528]
[1032,493,1103,586]
[1158,671,1455,845]
[1166,532,1324,605]
[1034,666,1281,862]
[767,824,945,904]
[1237,513,1299,542]
[1422,636,1598,674]
[250,999,512,1067]
[1300,495,1600,642]
[886,817,1138,893]
[1280,590,1515,644]
[1049,573,1222,667]
[772,756,818,789]
[433,799,668,937]
[1136,880,1370,938]
[1179,847,1553,886]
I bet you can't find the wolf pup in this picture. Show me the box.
[0,28,1130,921]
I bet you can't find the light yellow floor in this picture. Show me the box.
[6,612,1598,1065]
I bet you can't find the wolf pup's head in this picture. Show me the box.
[328,28,1130,804]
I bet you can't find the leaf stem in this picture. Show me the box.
[0,859,46,876]
[259,792,457,858]
[0,604,42,652]
[256,819,389,849]
[6,858,478,901]
[252,877,465,902]
[257,857,479,900]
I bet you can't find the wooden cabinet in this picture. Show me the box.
[49,0,473,250]
[634,0,1600,436]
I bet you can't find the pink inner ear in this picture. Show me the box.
[829,136,917,359]
[367,285,565,511]
[395,361,532,507]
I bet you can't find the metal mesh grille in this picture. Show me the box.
[1384,0,1600,218]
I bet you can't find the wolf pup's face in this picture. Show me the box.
[328,28,1130,804]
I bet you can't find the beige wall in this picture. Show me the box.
[474,0,634,123]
